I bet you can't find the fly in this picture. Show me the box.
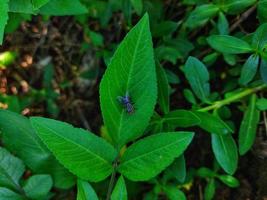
[117,93,134,114]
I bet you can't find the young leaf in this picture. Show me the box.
[207,35,253,54]
[118,132,194,181]
[204,178,216,200]
[165,155,187,183]
[211,134,238,175]
[163,110,200,128]
[30,117,117,182]
[184,56,210,102]
[39,0,88,15]
[111,176,127,200]
[0,110,75,189]
[163,186,186,200]
[0,148,25,192]
[217,12,229,35]
[0,0,8,45]
[156,62,169,114]
[0,187,25,200]
[193,111,233,135]
[260,58,267,83]
[100,14,157,147]
[185,4,219,28]
[23,175,53,199]
[77,180,99,200]
[256,98,267,111]
[239,54,259,85]
[217,175,240,188]
[252,23,267,51]
[238,94,260,155]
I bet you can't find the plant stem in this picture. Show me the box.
[198,84,267,112]
[106,158,118,200]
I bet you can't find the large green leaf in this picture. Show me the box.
[239,54,259,85]
[32,0,49,9]
[185,4,219,28]
[193,111,233,135]
[0,0,9,45]
[207,35,253,54]
[39,0,87,15]
[8,0,35,13]
[77,180,99,200]
[118,132,194,181]
[100,14,157,147]
[0,187,25,200]
[23,175,53,199]
[111,176,127,200]
[211,134,238,175]
[163,110,200,128]
[30,117,117,182]
[184,56,210,102]
[0,110,75,189]
[156,62,169,114]
[238,94,260,155]
[0,148,24,192]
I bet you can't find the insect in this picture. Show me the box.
[117,93,134,114]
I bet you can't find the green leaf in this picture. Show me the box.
[77,179,99,200]
[165,155,187,183]
[111,176,127,200]
[217,175,240,188]
[238,94,260,155]
[256,98,267,111]
[0,187,25,200]
[0,110,75,189]
[260,58,267,83]
[184,56,210,102]
[163,110,201,128]
[204,179,216,200]
[193,111,233,135]
[32,0,49,9]
[220,0,256,14]
[30,117,117,182]
[100,14,157,147]
[23,175,53,199]
[39,0,88,16]
[8,0,36,13]
[207,35,253,54]
[118,132,194,181]
[0,148,25,192]
[0,0,9,45]
[211,134,238,175]
[196,167,216,178]
[252,23,267,51]
[185,4,219,28]
[163,186,186,200]
[130,0,143,15]
[239,54,259,85]
[152,21,178,38]
[258,0,267,23]
[156,62,169,114]
[217,12,229,35]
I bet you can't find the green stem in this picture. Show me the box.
[198,84,267,112]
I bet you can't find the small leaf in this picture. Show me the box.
[239,54,259,85]
[220,0,256,14]
[217,175,240,188]
[118,132,194,181]
[156,62,169,114]
[163,186,186,200]
[207,35,253,54]
[238,94,260,155]
[30,117,117,182]
[185,4,219,28]
[163,110,200,128]
[204,179,216,200]
[260,58,267,83]
[130,0,143,15]
[252,23,267,51]
[0,187,25,200]
[39,0,88,15]
[0,148,25,192]
[211,134,238,175]
[0,110,75,189]
[193,111,233,135]
[217,12,229,35]
[0,0,9,45]
[77,180,99,200]
[256,98,267,111]
[100,14,157,147]
[23,175,53,199]
[165,155,187,183]
[111,176,127,200]
[184,56,210,102]
[196,167,216,178]
[258,0,267,23]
